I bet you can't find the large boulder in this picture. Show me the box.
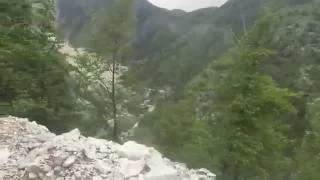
[0,116,216,180]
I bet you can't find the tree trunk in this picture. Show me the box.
[112,52,118,142]
[234,166,239,180]
[240,13,247,34]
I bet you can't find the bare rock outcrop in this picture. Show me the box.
[0,116,216,180]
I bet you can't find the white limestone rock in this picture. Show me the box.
[119,158,145,178]
[143,165,178,180]
[0,116,216,180]
[93,175,103,180]
[62,156,76,168]
[117,141,150,160]
[28,172,37,179]
[0,148,10,165]
[94,160,110,174]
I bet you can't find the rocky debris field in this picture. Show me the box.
[0,116,216,180]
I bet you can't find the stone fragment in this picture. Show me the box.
[93,175,103,180]
[117,141,150,160]
[143,165,178,180]
[54,166,62,172]
[27,163,44,174]
[41,164,52,172]
[28,172,37,179]
[38,172,44,178]
[0,148,10,165]
[94,160,110,174]
[62,156,76,168]
[119,158,145,178]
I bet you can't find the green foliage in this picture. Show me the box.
[256,2,320,143]
[71,0,135,140]
[127,0,270,94]
[71,52,132,137]
[138,99,220,170]
[0,0,75,132]
[206,15,297,180]
[57,1,320,178]
[138,11,302,179]
[89,0,134,57]
[294,99,320,180]
[3,0,320,179]
[136,2,320,178]
[129,24,234,95]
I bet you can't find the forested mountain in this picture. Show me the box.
[57,0,267,92]
[2,0,320,179]
[133,0,320,179]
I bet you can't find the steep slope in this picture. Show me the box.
[128,0,269,94]
[0,116,216,180]
[56,0,113,44]
[133,0,320,178]
[186,0,320,146]
[56,0,268,92]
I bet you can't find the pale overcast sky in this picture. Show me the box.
[148,0,228,11]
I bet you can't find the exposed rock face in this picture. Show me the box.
[0,116,216,180]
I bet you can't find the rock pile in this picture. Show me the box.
[0,116,216,180]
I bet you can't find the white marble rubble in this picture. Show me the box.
[0,116,216,180]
